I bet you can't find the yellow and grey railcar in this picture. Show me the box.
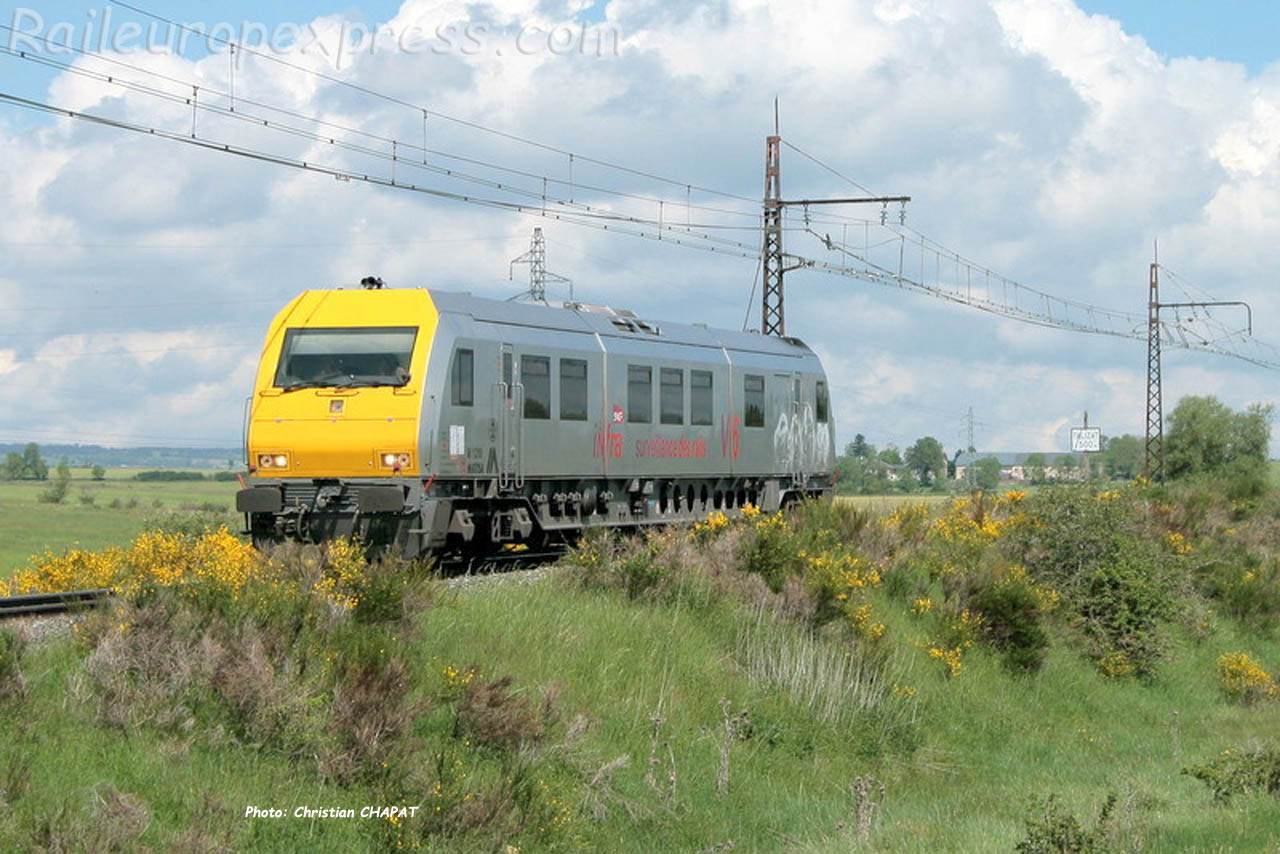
[236,285,835,557]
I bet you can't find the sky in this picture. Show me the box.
[1,0,1278,458]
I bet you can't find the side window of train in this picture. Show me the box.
[660,368,684,425]
[560,358,588,421]
[502,351,513,389]
[816,380,829,423]
[690,370,713,425]
[521,355,551,419]
[743,374,765,427]
[450,348,473,407]
[628,364,652,423]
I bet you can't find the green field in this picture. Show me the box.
[0,469,238,580]
[835,493,952,510]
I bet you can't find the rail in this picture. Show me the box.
[0,588,113,620]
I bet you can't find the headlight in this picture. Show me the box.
[379,451,412,469]
[257,452,289,469]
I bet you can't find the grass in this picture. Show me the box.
[2,639,383,852]
[0,468,237,580]
[6,571,1279,851]
[4,483,1280,850]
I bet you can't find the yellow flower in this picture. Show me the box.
[1217,652,1278,702]
[1098,650,1134,679]
[927,644,967,677]
[1165,532,1192,555]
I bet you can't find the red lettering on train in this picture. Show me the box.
[720,414,740,459]
[635,438,708,459]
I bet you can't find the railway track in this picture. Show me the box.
[437,547,567,575]
[0,547,566,623]
[0,588,113,620]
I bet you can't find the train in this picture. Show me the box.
[235,282,836,558]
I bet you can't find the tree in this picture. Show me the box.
[1054,454,1079,481]
[91,464,106,481]
[973,456,1003,491]
[905,437,947,487]
[2,452,21,480]
[39,457,71,504]
[1023,453,1047,485]
[19,443,47,480]
[1104,435,1144,479]
[878,445,903,466]
[1165,396,1272,479]
[849,433,871,459]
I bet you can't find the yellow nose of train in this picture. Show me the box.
[246,288,437,478]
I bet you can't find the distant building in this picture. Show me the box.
[953,451,1087,483]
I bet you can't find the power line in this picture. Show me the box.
[780,138,878,197]
[101,1,762,205]
[3,50,1277,370]
[0,25,884,235]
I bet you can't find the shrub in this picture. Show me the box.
[1076,539,1175,679]
[454,675,545,751]
[740,509,800,592]
[1005,486,1131,586]
[924,607,983,678]
[1184,744,1280,803]
[1196,552,1280,630]
[66,538,437,787]
[133,470,206,481]
[143,509,238,538]
[1015,794,1116,854]
[967,567,1052,672]
[37,469,70,504]
[1217,653,1278,704]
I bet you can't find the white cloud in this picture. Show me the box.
[0,0,1278,454]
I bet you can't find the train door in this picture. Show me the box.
[494,343,524,489]
[790,372,806,485]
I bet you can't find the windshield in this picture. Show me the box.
[274,326,417,389]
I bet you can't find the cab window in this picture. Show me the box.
[744,374,765,427]
[628,365,652,423]
[560,359,588,421]
[691,370,713,425]
[450,348,473,406]
[660,368,684,425]
[522,355,550,419]
[274,326,416,389]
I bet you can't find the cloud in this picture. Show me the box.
[0,0,1277,455]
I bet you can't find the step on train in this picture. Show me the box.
[236,283,835,558]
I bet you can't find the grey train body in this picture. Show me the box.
[239,291,837,558]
